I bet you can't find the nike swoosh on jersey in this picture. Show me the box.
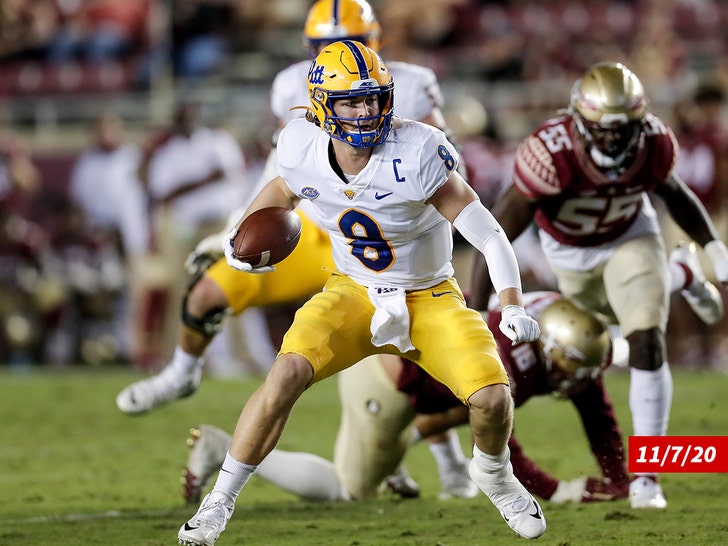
[375,191,393,200]
[431,291,453,297]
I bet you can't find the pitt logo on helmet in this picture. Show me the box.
[307,40,394,148]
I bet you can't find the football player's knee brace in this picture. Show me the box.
[626,328,665,370]
[181,294,229,337]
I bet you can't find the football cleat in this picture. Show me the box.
[629,476,667,509]
[384,466,421,499]
[115,365,202,415]
[178,491,235,546]
[670,242,723,325]
[438,459,480,500]
[469,458,547,539]
[183,425,232,505]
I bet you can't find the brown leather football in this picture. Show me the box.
[233,207,302,267]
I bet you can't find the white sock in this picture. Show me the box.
[428,431,467,473]
[472,444,510,478]
[629,364,673,437]
[169,346,202,377]
[470,444,524,506]
[211,452,257,501]
[256,450,349,501]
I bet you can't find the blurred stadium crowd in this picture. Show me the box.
[1,0,726,369]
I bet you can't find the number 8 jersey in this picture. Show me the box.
[512,113,678,248]
[277,116,459,290]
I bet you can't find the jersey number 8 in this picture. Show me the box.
[339,209,394,272]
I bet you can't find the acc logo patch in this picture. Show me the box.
[301,186,320,199]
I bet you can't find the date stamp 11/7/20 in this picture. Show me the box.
[628,436,728,473]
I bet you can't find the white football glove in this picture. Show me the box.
[222,227,276,274]
[550,477,587,504]
[499,305,541,344]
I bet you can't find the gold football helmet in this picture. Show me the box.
[569,62,647,168]
[538,298,612,397]
[308,40,393,147]
[304,0,381,57]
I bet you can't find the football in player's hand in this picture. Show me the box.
[232,207,302,267]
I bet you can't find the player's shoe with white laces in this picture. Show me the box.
[178,491,235,546]
[183,425,232,505]
[438,459,480,499]
[116,365,202,415]
[383,466,421,498]
[629,476,667,509]
[469,458,546,539]
[670,242,724,325]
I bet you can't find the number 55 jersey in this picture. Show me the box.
[512,113,677,250]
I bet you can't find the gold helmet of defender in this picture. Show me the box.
[538,298,613,397]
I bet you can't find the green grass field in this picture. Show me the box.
[1,365,727,546]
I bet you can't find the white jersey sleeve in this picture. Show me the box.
[386,61,444,122]
[276,118,458,290]
[270,60,314,125]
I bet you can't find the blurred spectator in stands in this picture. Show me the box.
[135,100,248,367]
[67,112,148,364]
[628,0,687,92]
[0,127,68,365]
[172,0,238,80]
[45,0,150,65]
[374,0,467,64]
[666,80,728,369]
[0,0,60,62]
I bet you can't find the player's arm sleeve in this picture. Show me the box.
[453,200,522,294]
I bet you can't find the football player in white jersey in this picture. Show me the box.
[178,41,547,546]
[116,0,457,413]
[470,62,728,510]
[118,0,473,503]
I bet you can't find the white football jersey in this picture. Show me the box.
[267,58,446,230]
[270,60,444,127]
[276,117,460,290]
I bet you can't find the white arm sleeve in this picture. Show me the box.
[452,200,522,294]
